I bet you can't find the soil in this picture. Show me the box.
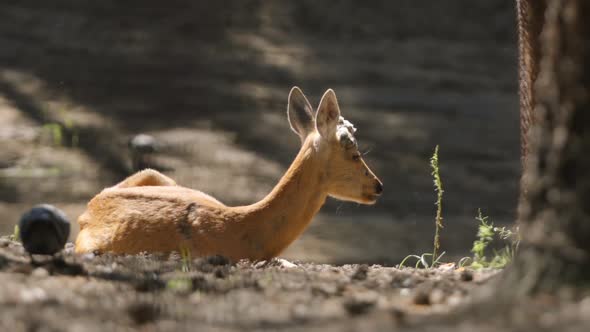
[1,237,590,331]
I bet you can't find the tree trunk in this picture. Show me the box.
[506,0,590,295]
[517,0,546,167]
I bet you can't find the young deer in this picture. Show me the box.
[75,87,383,261]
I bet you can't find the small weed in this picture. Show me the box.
[399,252,446,269]
[9,225,20,242]
[399,146,446,268]
[180,246,192,273]
[397,146,519,270]
[63,119,79,147]
[43,123,64,146]
[166,277,192,294]
[467,209,519,269]
[166,246,194,293]
[41,114,79,147]
[430,145,444,266]
[458,256,472,268]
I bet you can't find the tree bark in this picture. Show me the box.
[507,0,590,295]
[517,0,546,167]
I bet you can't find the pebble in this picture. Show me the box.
[447,292,464,307]
[64,242,75,255]
[401,278,414,288]
[399,288,412,297]
[312,282,339,297]
[20,287,48,303]
[343,292,377,316]
[81,253,96,261]
[429,289,445,305]
[31,267,49,278]
[351,265,369,281]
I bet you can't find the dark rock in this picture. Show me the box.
[206,255,231,266]
[351,264,369,281]
[214,266,230,279]
[19,204,70,256]
[133,275,166,292]
[127,302,160,325]
[413,286,432,305]
[343,294,377,316]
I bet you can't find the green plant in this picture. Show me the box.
[43,123,64,146]
[166,277,192,293]
[9,225,20,242]
[63,119,79,147]
[41,115,79,148]
[399,252,446,269]
[431,145,444,266]
[165,246,194,293]
[467,209,519,269]
[180,245,192,273]
[399,145,446,268]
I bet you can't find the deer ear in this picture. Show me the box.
[287,87,314,140]
[316,89,340,139]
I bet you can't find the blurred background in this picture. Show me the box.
[0,1,519,265]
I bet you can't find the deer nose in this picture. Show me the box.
[375,181,383,195]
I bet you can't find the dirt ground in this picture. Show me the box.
[2,237,590,331]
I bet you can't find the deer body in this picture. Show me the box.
[75,88,382,261]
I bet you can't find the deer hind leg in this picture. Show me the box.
[115,169,177,188]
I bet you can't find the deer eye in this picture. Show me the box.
[352,154,361,162]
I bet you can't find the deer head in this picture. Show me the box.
[287,87,383,204]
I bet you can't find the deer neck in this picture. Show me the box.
[237,135,329,259]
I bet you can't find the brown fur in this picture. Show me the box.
[75,88,383,261]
